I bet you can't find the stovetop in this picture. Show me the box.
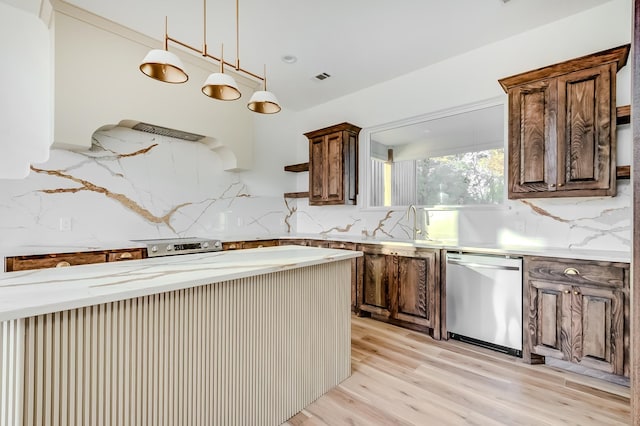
[132,237,222,257]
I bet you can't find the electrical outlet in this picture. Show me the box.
[59,217,72,232]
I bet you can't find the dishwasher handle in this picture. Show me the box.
[447,258,521,271]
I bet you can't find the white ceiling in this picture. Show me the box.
[6,0,615,111]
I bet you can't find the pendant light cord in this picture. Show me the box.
[236,0,240,70]
[202,0,208,55]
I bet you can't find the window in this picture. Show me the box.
[365,101,505,208]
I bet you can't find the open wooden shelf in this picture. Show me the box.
[616,165,630,179]
[617,105,630,125]
[284,192,309,199]
[284,162,309,172]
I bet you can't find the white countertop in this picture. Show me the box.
[226,234,630,263]
[0,240,147,259]
[0,246,361,322]
[0,234,630,265]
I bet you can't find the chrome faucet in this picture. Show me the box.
[406,204,422,240]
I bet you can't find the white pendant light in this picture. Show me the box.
[247,65,281,114]
[139,49,188,84]
[248,90,281,114]
[139,0,281,113]
[202,45,241,100]
[139,18,188,84]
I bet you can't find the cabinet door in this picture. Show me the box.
[325,132,344,203]
[357,251,392,318]
[556,64,614,194]
[508,80,558,198]
[309,135,326,204]
[529,280,571,360]
[395,252,436,328]
[572,286,624,375]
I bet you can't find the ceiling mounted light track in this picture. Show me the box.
[139,0,280,113]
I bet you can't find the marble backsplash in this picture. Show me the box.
[293,182,632,253]
[0,126,631,255]
[0,127,289,248]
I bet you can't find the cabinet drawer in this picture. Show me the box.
[278,239,309,246]
[328,241,356,250]
[7,252,108,272]
[526,258,625,288]
[108,249,144,262]
[223,242,242,250]
[242,240,278,249]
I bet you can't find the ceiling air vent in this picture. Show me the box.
[313,72,331,81]
[131,122,206,142]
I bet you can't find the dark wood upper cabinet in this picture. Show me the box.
[304,122,361,206]
[499,44,630,199]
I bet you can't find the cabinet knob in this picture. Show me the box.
[56,261,71,268]
[574,291,580,295]
[550,184,556,188]
[563,267,580,276]
[563,290,570,294]
[119,252,133,259]
[558,183,564,187]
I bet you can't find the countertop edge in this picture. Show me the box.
[0,247,362,322]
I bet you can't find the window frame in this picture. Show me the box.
[360,97,508,211]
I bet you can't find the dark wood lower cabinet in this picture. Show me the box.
[358,248,392,318]
[5,248,145,272]
[396,255,434,328]
[525,256,628,376]
[357,244,440,339]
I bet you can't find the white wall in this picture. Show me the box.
[239,108,304,198]
[298,0,631,134]
[0,2,51,178]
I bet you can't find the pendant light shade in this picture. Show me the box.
[139,1,282,113]
[139,49,188,84]
[202,72,241,100]
[247,90,281,114]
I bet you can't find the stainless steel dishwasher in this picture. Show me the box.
[445,252,523,356]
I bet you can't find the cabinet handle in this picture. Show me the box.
[119,252,133,259]
[56,261,71,268]
[563,267,580,275]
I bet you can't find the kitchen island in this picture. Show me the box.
[0,245,360,426]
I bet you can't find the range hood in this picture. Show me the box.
[48,0,256,171]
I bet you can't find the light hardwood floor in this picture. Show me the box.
[284,316,630,425]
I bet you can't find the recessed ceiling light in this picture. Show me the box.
[281,55,297,64]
